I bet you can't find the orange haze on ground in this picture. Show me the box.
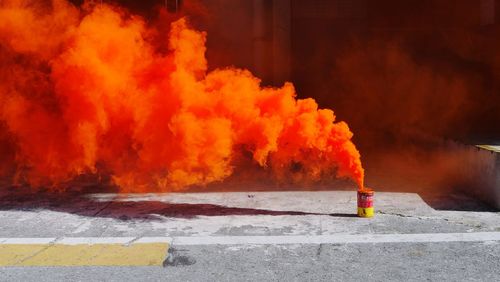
[0,0,364,192]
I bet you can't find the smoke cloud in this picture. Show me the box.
[0,0,364,192]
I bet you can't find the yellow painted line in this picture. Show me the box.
[0,244,48,266]
[0,243,169,266]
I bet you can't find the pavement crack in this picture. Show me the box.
[316,243,324,259]
[71,219,93,234]
[15,238,59,265]
[377,211,432,221]
[91,199,117,238]
[125,236,142,246]
[377,211,415,218]
[92,199,114,217]
[377,211,488,230]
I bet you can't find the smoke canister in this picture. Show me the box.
[357,189,374,218]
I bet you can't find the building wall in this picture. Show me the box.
[290,0,500,147]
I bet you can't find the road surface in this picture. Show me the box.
[0,189,499,281]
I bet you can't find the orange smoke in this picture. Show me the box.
[0,0,364,191]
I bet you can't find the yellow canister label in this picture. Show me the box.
[357,207,374,218]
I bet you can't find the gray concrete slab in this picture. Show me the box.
[0,190,499,281]
[1,191,500,238]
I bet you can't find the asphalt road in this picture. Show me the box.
[2,242,500,282]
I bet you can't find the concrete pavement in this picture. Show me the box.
[0,190,499,281]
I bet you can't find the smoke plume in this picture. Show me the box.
[0,0,364,192]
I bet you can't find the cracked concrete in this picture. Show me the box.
[1,190,499,281]
[1,191,499,237]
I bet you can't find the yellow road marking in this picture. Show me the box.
[0,243,169,266]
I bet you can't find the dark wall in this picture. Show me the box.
[290,0,500,148]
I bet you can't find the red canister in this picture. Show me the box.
[357,189,374,218]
